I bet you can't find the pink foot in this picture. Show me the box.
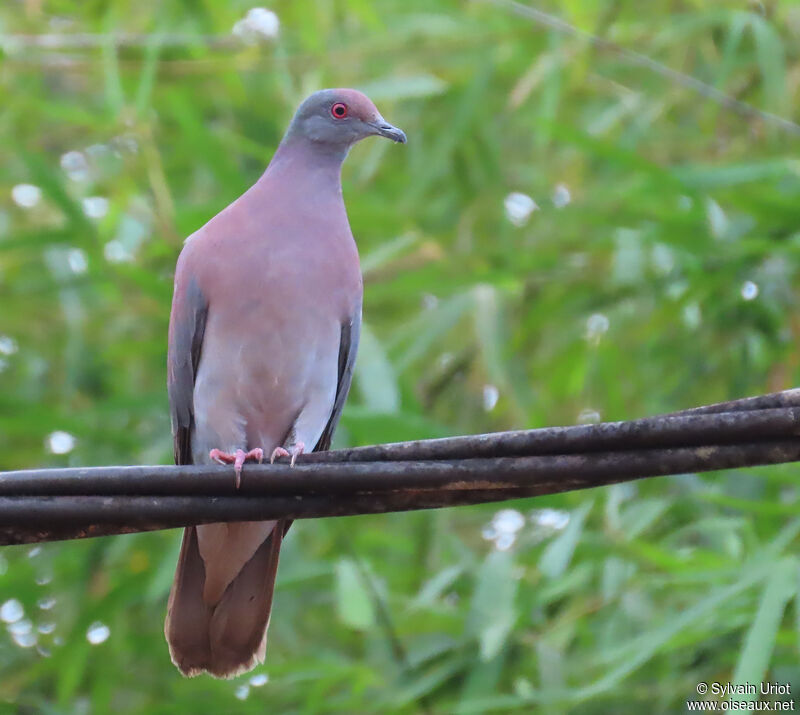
[209,447,264,489]
[269,442,305,467]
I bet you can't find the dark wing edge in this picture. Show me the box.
[167,274,208,466]
[314,305,362,453]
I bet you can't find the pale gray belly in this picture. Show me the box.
[191,312,340,462]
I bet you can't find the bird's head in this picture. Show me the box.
[286,88,407,149]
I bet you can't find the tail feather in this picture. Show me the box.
[196,520,276,605]
[164,526,213,677]
[165,520,285,678]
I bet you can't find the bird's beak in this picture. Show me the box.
[368,119,407,144]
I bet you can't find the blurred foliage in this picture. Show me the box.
[1,0,800,712]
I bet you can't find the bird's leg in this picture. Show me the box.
[209,447,264,489]
[269,441,305,467]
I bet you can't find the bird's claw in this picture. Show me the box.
[269,442,305,467]
[269,447,290,463]
[209,447,264,489]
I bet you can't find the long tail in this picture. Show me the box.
[165,520,284,678]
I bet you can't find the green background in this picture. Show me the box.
[2,0,800,712]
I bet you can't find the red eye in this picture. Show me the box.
[331,102,348,119]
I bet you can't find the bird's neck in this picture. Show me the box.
[259,135,347,197]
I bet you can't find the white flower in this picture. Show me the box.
[47,431,75,455]
[0,336,18,355]
[67,248,88,274]
[235,684,250,700]
[741,281,758,301]
[585,313,609,344]
[11,184,42,209]
[82,196,109,219]
[233,8,280,43]
[86,622,110,645]
[531,508,570,531]
[60,151,90,182]
[552,183,571,208]
[504,192,538,227]
[482,509,525,551]
[0,599,24,623]
[482,384,499,412]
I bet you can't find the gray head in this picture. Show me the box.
[285,88,406,150]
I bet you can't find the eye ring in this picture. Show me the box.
[331,102,348,119]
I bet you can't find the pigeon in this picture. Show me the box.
[164,88,406,678]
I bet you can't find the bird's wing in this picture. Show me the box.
[314,304,362,452]
[167,268,208,466]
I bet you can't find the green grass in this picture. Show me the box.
[1,1,800,712]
